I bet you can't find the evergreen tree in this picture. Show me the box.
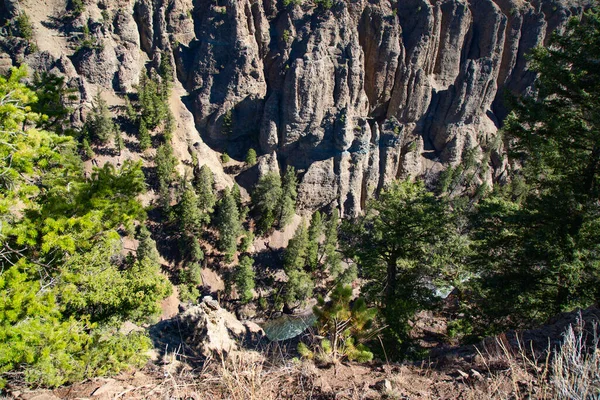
[114,130,124,156]
[245,148,257,166]
[177,185,203,236]
[342,179,458,355]
[158,52,174,93]
[155,143,177,211]
[231,182,242,208]
[138,118,151,151]
[252,172,283,233]
[279,166,298,228]
[86,92,115,144]
[216,188,241,262]
[284,221,309,272]
[138,71,169,130]
[31,72,77,135]
[469,7,600,333]
[0,67,171,387]
[307,284,377,363]
[284,269,314,305]
[136,225,160,266]
[306,211,323,271]
[194,164,217,214]
[81,137,94,160]
[233,255,256,304]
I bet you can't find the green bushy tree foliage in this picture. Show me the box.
[306,211,323,271]
[0,67,170,388]
[233,255,256,303]
[469,6,600,333]
[284,221,309,272]
[279,166,298,228]
[15,12,34,40]
[342,179,459,356]
[138,71,169,131]
[194,164,217,214]
[85,92,115,144]
[31,72,78,135]
[245,148,257,166]
[252,172,283,233]
[136,225,160,266]
[216,188,241,262]
[306,285,376,363]
[155,142,177,210]
[138,118,151,151]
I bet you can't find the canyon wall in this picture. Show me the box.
[0,0,589,216]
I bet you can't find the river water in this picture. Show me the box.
[260,312,317,341]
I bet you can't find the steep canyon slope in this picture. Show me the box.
[0,0,589,216]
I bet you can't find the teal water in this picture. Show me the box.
[260,312,317,341]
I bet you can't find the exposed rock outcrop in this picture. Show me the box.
[1,0,590,217]
[167,0,588,216]
[178,296,265,357]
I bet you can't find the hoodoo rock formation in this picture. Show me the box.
[0,0,589,216]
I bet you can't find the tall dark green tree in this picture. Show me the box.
[342,179,456,354]
[233,255,256,304]
[85,92,115,144]
[155,143,177,211]
[252,172,283,233]
[470,6,600,333]
[216,188,241,262]
[279,166,298,228]
[194,164,217,214]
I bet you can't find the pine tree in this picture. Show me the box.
[252,172,283,233]
[306,211,323,271]
[155,143,177,211]
[310,285,376,363]
[82,137,94,160]
[216,188,241,262]
[284,221,309,273]
[279,166,298,228]
[233,256,256,304]
[136,225,160,266]
[138,119,151,151]
[178,185,203,236]
[342,179,457,355]
[158,52,174,93]
[114,129,124,156]
[125,97,137,122]
[86,92,115,144]
[231,182,242,208]
[470,6,600,333]
[194,164,216,215]
[245,148,257,166]
[284,269,313,305]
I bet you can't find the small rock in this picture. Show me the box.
[470,369,484,380]
[456,369,469,379]
[374,379,393,392]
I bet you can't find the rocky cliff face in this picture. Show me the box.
[0,0,589,217]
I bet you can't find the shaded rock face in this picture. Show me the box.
[162,0,586,217]
[7,0,587,217]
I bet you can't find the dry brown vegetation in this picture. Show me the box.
[13,310,599,400]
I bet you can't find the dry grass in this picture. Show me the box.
[474,314,600,400]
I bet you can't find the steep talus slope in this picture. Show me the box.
[0,0,589,217]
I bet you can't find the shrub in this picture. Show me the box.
[245,148,257,166]
[15,12,34,40]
